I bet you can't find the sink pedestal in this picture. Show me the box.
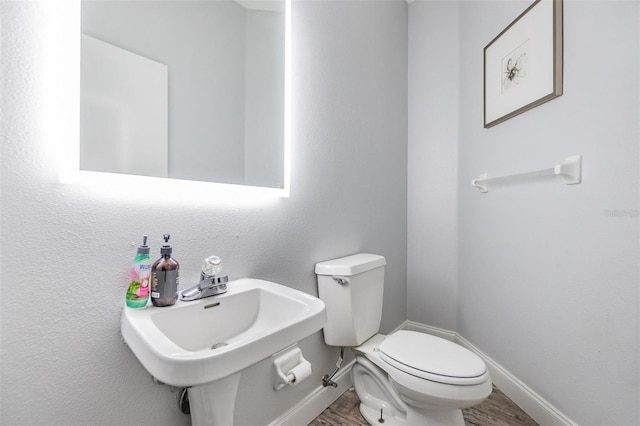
[188,373,241,426]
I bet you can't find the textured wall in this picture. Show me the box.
[0,1,408,425]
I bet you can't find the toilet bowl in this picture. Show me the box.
[352,332,492,425]
[315,253,492,426]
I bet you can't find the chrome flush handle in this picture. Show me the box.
[331,276,349,285]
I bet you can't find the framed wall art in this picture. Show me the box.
[484,0,563,128]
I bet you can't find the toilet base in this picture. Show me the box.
[360,402,405,425]
[359,399,465,426]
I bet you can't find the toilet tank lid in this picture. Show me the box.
[315,253,386,276]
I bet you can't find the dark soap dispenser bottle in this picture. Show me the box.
[151,234,180,307]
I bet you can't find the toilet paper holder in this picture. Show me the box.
[273,347,312,390]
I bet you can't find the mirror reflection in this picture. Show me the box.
[81,0,285,189]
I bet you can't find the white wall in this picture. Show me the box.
[408,0,639,424]
[0,1,408,425]
[407,0,460,331]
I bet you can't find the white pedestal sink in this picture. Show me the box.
[121,278,326,425]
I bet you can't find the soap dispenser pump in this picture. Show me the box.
[151,234,180,307]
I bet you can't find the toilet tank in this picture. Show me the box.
[315,253,386,347]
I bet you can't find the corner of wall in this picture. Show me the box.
[407,0,461,331]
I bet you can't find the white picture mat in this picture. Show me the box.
[485,0,555,125]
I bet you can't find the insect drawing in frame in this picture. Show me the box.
[501,40,529,93]
[483,0,563,128]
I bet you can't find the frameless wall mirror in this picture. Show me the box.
[80,0,287,190]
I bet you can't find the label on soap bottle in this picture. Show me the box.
[151,269,179,299]
[126,254,151,308]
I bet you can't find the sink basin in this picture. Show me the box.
[121,278,326,388]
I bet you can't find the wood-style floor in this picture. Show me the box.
[309,385,538,426]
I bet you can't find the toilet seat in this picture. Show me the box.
[379,330,489,386]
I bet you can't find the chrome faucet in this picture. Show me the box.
[180,256,229,301]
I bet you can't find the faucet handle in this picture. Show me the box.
[201,255,223,277]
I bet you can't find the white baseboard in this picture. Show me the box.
[270,359,355,426]
[401,320,457,341]
[455,334,576,426]
[403,321,576,426]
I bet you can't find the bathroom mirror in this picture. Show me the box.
[80,0,288,190]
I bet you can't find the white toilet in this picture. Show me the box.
[315,253,492,426]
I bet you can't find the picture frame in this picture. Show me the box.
[484,0,563,128]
